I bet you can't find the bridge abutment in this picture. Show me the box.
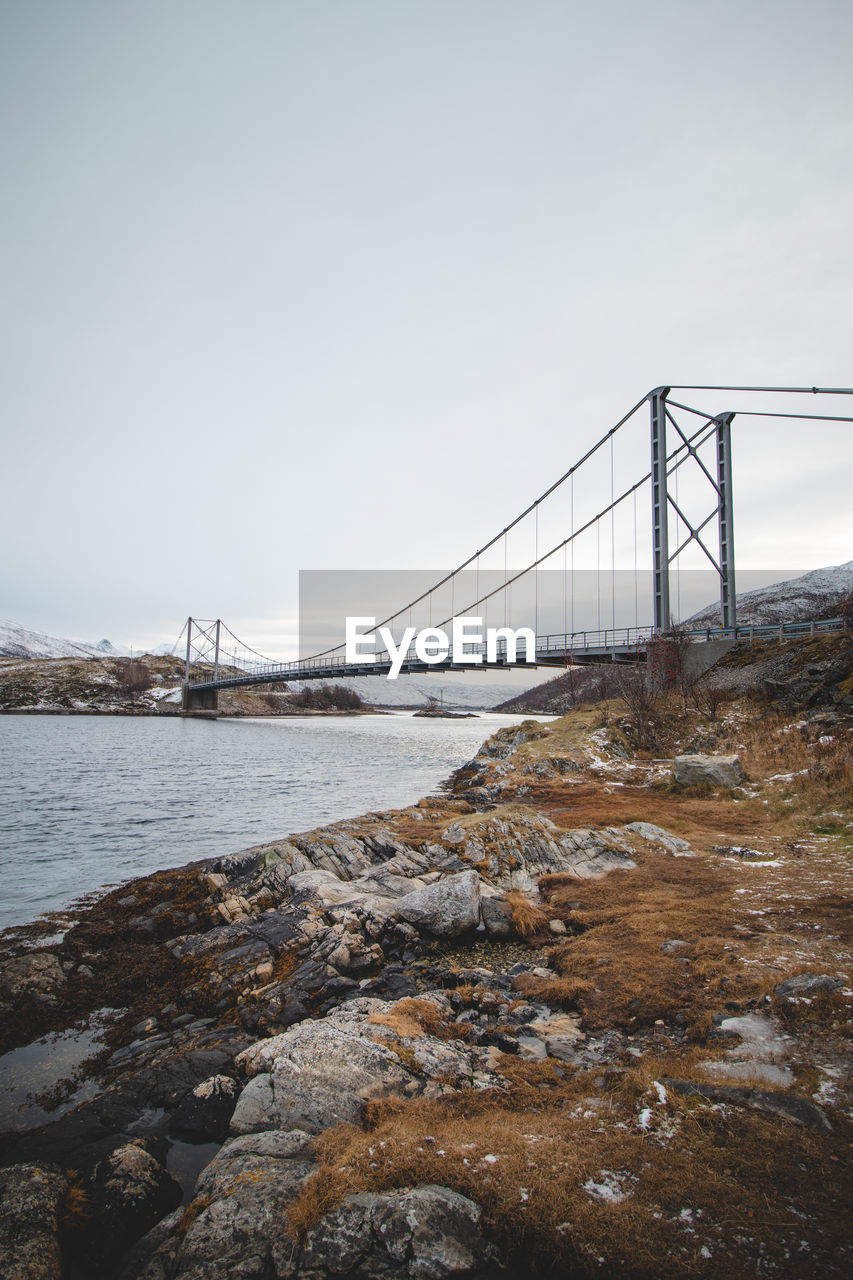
[182,685,219,711]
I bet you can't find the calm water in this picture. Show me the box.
[0,712,537,932]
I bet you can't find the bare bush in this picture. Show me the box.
[690,674,730,722]
[843,592,853,631]
[116,659,152,697]
[614,666,664,751]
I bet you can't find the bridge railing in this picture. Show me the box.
[536,626,655,653]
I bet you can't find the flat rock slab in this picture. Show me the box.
[662,1077,832,1133]
[774,972,844,1000]
[624,822,694,856]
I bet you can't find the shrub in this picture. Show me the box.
[288,684,364,710]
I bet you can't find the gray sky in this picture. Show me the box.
[2,0,851,657]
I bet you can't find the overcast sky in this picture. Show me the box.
[2,0,851,657]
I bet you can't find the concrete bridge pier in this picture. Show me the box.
[181,685,219,711]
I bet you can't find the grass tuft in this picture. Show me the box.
[505,890,549,938]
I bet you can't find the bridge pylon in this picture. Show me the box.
[181,616,220,710]
[649,388,736,632]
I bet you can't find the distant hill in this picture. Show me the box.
[494,665,620,715]
[686,560,853,628]
[0,619,130,661]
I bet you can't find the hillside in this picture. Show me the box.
[497,630,853,717]
[686,559,853,628]
[0,654,187,714]
[496,561,853,716]
[0,654,374,717]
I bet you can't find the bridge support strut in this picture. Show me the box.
[716,413,736,629]
[650,387,671,633]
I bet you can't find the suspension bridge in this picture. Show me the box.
[178,384,852,709]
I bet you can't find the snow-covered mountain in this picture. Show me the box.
[0,620,129,661]
[686,561,853,628]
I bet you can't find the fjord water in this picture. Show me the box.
[0,712,535,932]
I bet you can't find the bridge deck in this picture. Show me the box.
[184,617,844,692]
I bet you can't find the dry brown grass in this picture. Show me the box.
[532,778,768,849]
[369,997,469,1042]
[505,890,549,938]
[511,973,595,1008]
[724,709,853,828]
[285,1061,852,1278]
[534,849,766,1032]
[61,1172,91,1227]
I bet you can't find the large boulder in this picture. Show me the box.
[232,1000,419,1134]
[394,871,481,936]
[439,813,637,888]
[555,829,637,879]
[673,754,744,787]
[174,1132,315,1279]
[0,1163,66,1280]
[232,998,494,1138]
[280,1183,503,1279]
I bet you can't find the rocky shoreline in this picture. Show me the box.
[1,710,851,1278]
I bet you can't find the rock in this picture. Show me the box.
[774,973,844,1000]
[624,822,694,856]
[516,1036,548,1060]
[85,1140,183,1266]
[545,1036,581,1063]
[232,998,495,1138]
[394,871,481,937]
[115,1205,184,1280]
[227,1072,277,1134]
[0,1163,67,1280]
[548,919,566,935]
[170,1073,239,1140]
[479,896,512,939]
[359,964,419,1001]
[661,1078,832,1133]
[0,953,66,1005]
[280,1183,502,1279]
[672,754,744,787]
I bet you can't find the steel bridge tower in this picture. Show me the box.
[649,386,735,633]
